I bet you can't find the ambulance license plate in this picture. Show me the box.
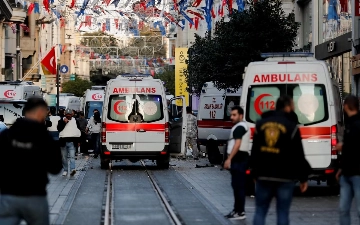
[112,144,132,149]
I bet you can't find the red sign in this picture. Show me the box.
[254,94,275,115]
[113,87,156,94]
[92,93,103,100]
[4,90,16,98]
[356,0,360,16]
[253,74,318,83]
[113,100,128,115]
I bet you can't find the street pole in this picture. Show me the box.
[56,62,60,112]
[351,0,358,96]
[16,23,21,81]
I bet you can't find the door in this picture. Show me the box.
[134,89,166,152]
[168,96,187,155]
[106,92,136,152]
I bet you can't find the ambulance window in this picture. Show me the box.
[224,96,240,121]
[292,84,328,125]
[108,95,132,122]
[138,95,164,122]
[246,85,281,123]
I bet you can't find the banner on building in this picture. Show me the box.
[175,48,189,106]
[356,0,360,16]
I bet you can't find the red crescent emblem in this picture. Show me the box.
[4,90,16,98]
[254,93,272,115]
[113,100,127,115]
[92,93,102,100]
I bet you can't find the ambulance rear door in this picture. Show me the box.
[105,81,137,152]
[168,96,187,155]
[135,82,167,152]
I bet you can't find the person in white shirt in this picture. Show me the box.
[57,109,81,176]
[86,109,102,158]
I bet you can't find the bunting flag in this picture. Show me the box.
[34,2,40,13]
[114,19,119,29]
[60,17,65,28]
[43,0,50,12]
[111,0,121,7]
[85,16,92,26]
[70,0,76,8]
[41,47,57,75]
[105,18,110,31]
[28,3,34,15]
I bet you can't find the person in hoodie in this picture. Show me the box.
[0,97,62,225]
[57,108,81,176]
[250,95,311,225]
[336,95,360,225]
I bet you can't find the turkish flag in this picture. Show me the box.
[41,47,56,75]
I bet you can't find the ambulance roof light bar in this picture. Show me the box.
[261,52,314,58]
[91,86,106,90]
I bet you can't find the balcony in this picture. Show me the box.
[8,1,26,23]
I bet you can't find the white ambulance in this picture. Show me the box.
[101,74,187,169]
[0,81,42,125]
[241,52,343,186]
[197,82,242,164]
[83,86,105,119]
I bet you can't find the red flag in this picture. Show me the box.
[85,16,92,27]
[62,45,66,53]
[114,19,119,29]
[70,0,76,8]
[103,0,111,5]
[102,23,106,32]
[43,0,50,12]
[195,17,199,29]
[41,47,57,75]
[28,3,35,15]
[60,18,65,28]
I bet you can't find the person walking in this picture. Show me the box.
[223,106,250,220]
[86,110,102,158]
[77,111,88,155]
[250,95,311,225]
[0,98,62,225]
[48,106,60,142]
[336,95,360,225]
[57,108,81,176]
[186,106,199,160]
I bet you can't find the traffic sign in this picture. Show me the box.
[60,65,69,73]
[70,74,75,81]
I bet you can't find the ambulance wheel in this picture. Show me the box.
[207,141,221,165]
[157,155,170,169]
[100,155,109,170]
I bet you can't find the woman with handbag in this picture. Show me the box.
[86,111,102,158]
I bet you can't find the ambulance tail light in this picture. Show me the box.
[165,122,169,143]
[102,122,106,143]
[331,125,337,159]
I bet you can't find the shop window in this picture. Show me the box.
[23,16,30,37]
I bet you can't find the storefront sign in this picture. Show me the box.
[351,54,360,75]
[355,0,360,16]
[327,41,336,52]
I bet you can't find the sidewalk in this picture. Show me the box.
[20,155,92,225]
[172,158,357,225]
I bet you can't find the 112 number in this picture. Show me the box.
[259,101,275,110]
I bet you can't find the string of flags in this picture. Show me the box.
[14,0,246,36]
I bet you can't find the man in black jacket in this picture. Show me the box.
[0,98,62,225]
[336,95,360,225]
[250,95,311,225]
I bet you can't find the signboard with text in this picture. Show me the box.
[175,48,189,106]
[356,0,360,16]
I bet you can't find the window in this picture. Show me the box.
[246,84,329,125]
[108,94,163,123]
[85,101,103,119]
[223,96,240,121]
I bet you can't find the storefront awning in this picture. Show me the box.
[0,0,12,21]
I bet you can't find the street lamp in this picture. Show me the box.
[16,45,21,81]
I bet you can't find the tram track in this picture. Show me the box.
[102,160,183,225]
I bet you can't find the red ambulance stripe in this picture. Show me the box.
[106,123,165,132]
[249,127,330,139]
[197,120,233,129]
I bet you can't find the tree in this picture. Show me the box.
[184,0,300,95]
[154,69,175,95]
[62,77,93,97]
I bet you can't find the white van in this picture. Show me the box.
[197,82,242,164]
[101,74,187,169]
[241,52,343,186]
[58,94,81,111]
[83,86,105,119]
